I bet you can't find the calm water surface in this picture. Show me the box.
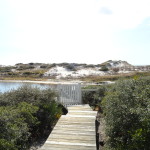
[0,82,50,93]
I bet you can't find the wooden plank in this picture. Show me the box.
[51,130,96,136]
[67,104,93,110]
[39,105,97,150]
[40,143,96,150]
[49,134,96,141]
[46,138,96,145]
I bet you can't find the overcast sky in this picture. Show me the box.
[0,0,150,66]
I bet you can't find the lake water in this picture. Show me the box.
[0,82,50,93]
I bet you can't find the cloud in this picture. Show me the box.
[146,18,150,26]
[0,0,150,65]
[96,0,150,29]
[99,7,112,15]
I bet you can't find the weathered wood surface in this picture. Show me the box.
[39,104,97,150]
[57,84,82,105]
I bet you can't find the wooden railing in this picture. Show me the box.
[57,84,82,105]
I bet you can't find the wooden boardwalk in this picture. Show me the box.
[39,105,97,150]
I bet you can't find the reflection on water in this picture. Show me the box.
[0,82,50,93]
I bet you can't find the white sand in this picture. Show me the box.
[44,66,108,79]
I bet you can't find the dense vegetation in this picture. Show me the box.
[0,85,62,150]
[82,85,106,107]
[101,77,150,150]
[83,76,150,150]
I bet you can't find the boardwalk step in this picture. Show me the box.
[40,143,96,150]
[39,105,97,150]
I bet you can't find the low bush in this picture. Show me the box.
[101,77,150,150]
[0,67,12,73]
[82,85,107,107]
[0,85,62,150]
[65,64,77,71]
[0,103,38,149]
[16,65,35,70]
[100,66,109,71]
[22,70,45,78]
[112,67,119,73]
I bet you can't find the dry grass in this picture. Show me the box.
[0,71,150,83]
[0,77,47,81]
[81,71,150,82]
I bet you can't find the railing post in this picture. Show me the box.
[95,119,100,150]
[78,83,82,104]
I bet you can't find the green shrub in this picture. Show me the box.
[0,139,17,150]
[0,67,12,73]
[82,90,97,106]
[100,66,109,71]
[40,65,48,68]
[112,67,119,73]
[82,85,107,107]
[0,85,62,149]
[102,77,150,150]
[65,64,77,71]
[0,105,31,149]
[16,65,35,70]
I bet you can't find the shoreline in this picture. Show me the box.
[0,79,115,86]
[0,79,84,85]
